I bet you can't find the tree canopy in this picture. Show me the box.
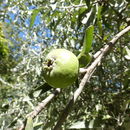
[0,0,130,129]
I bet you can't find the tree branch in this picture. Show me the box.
[53,25,130,130]
[18,88,61,130]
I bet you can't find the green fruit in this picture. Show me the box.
[43,49,79,88]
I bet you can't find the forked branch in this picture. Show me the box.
[53,26,130,130]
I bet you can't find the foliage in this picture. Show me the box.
[0,0,130,129]
[0,22,17,77]
[0,22,9,59]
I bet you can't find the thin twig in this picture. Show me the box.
[53,26,130,130]
[59,4,86,9]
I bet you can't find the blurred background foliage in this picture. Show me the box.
[0,0,130,129]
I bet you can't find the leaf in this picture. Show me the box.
[77,8,88,29]
[77,25,94,67]
[79,7,87,14]
[33,89,42,98]
[125,55,130,60]
[50,3,57,11]
[124,46,130,60]
[125,46,130,56]
[69,121,86,129]
[33,122,44,129]
[82,25,94,53]
[103,115,111,120]
[95,104,102,111]
[25,117,33,130]
[88,118,103,128]
[88,119,94,128]
[96,5,102,36]
[81,8,93,25]
[29,8,41,28]
[29,83,52,98]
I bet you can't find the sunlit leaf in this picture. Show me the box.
[88,119,94,128]
[25,117,33,130]
[125,46,130,56]
[33,122,44,129]
[29,8,42,28]
[33,89,42,98]
[69,121,86,129]
[125,46,130,60]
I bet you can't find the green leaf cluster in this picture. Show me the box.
[0,22,9,60]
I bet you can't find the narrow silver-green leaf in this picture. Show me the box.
[25,117,33,130]
[29,9,41,28]
[125,46,130,56]
[69,121,86,129]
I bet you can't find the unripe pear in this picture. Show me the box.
[43,49,79,88]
